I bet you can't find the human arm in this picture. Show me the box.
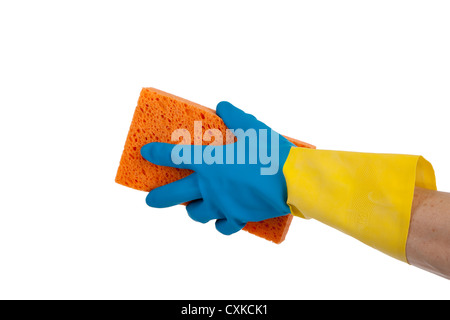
[140,101,441,277]
[406,187,450,279]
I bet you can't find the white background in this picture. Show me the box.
[0,1,449,299]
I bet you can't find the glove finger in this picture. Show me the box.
[141,142,197,170]
[146,173,201,208]
[215,218,246,235]
[216,101,272,132]
[186,199,223,224]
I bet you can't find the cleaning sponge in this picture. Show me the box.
[115,88,315,243]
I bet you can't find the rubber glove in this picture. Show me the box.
[284,149,436,261]
[141,100,437,262]
[141,101,295,235]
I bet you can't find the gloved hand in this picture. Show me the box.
[140,101,295,235]
[141,100,437,262]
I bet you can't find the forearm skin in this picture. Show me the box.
[406,187,450,279]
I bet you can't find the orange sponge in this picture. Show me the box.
[116,88,315,243]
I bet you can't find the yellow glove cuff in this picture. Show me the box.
[283,148,436,262]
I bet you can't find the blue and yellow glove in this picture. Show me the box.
[141,102,437,262]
